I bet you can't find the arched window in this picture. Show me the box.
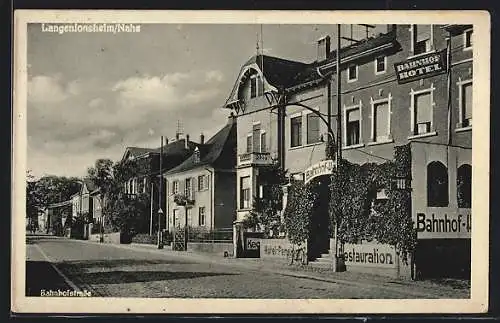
[427,161,449,207]
[457,164,472,208]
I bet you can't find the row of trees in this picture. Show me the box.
[26,156,155,237]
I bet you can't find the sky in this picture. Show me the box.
[27,23,385,179]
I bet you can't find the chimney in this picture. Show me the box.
[185,134,190,149]
[164,138,169,145]
[200,133,205,144]
[317,35,331,62]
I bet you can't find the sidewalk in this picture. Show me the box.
[80,240,470,299]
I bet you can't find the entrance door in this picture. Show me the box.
[308,177,331,260]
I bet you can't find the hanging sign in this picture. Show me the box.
[394,50,447,84]
[304,159,335,184]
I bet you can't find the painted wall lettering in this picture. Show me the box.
[342,243,397,268]
[415,211,471,239]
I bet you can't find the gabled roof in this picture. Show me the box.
[165,117,236,175]
[122,147,155,161]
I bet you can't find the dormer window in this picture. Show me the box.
[193,147,200,163]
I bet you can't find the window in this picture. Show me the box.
[458,80,472,128]
[185,178,192,199]
[246,134,252,153]
[464,29,473,50]
[411,25,433,56]
[173,209,179,227]
[290,116,302,147]
[198,207,206,226]
[193,147,200,163]
[143,177,147,193]
[348,64,358,82]
[457,164,472,208]
[375,56,386,74]
[250,75,258,98]
[306,113,321,144]
[186,208,192,226]
[240,176,251,209]
[252,123,261,152]
[427,161,449,207]
[345,107,361,146]
[172,181,179,195]
[412,90,433,135]
[198,175,208,191]
[371,98,391,142]
[260,131,267,152]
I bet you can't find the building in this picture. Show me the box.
[163,115,237,233]
[224,24,473,278]
[119,136,200,233]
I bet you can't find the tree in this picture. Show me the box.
[242,163,287,237]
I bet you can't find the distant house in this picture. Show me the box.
[164,115,237,232]
[119,135,200,233]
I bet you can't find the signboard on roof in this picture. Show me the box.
[394,50,447,84]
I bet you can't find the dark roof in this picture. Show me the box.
[248,55,308,89]
[151,139,198,155]
[288,29,398,90]
[125,147,155,158]
[165,118,236,175]
[224,30,398,104]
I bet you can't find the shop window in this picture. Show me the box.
[427,161,449,207]
[411,25,433,56]
[375,56,386,74]
[198,207,206,226]
[345,106,361,146]
[458,80,472,128]
[240,176,251,209]
[412,90,433,135]
[457,164,472,208]
[290,116,302,147]
[306,113,321,144]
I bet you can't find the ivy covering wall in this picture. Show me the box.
[283,144,415,262]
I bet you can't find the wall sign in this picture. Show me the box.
[394,50,447,84]
[304,160,335,184]
[415,209,471,239]
[342,243,397,268]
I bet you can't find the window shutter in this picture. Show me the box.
[375,102,389,139]
[463,83,472,120]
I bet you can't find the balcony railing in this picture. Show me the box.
[238,152,272,167]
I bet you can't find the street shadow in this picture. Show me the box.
[58,258,198,269]
[25,261,71,296]
[68,270,237,285]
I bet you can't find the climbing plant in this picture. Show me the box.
[243,163,287,237]
[283,180,319,245]
[329,144,415,262]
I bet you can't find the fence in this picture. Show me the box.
[187,226,233,243]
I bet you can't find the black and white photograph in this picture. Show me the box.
[12,10,490,314]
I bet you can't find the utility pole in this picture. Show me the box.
[150,182,154,236]
[333,23,342,273]
[157,136,164,249]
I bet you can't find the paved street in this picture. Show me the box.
[26,235,469,299]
